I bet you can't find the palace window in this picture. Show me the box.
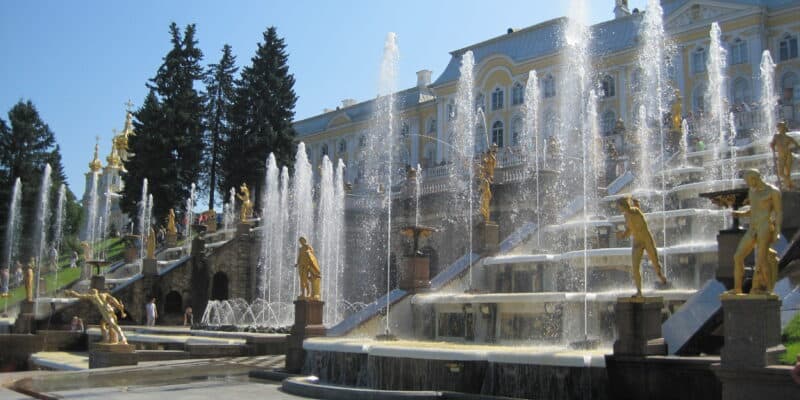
[492,121,504,147]
[782,72,798,102]
[400,122,410,136]
[543,110,556,140]
[428,118,437,133]
[447,100,457,120]
[693,83,707,112]
[731,78,751,104]
[358,135,366,148]
[779,34,798,62]
[631,68,642,92]
[511,117,522,146]
[321,144,329,157]
[602,111,616,136]
[338,139,347,154]
[692,47,707,74]
[730,38,748,65]
[601,75,615,98]
[512,82,525,105]
[544,75,556,98]
[491,88,505,110]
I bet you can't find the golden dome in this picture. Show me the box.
[89,143,102,172]
[106,140,122,169]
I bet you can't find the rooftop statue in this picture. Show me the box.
[65,288,128,344]
[167,208,177,235]
[237,183,253,223]
[295,237,321,300]
[771,120,799,190]
[730,169,782,295]
[616,197,668,296]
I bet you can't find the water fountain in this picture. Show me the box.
[137,178,149,260]
[3,178,22,294]
[33,164,52,299]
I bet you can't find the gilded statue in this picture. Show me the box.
[81,241,93,261]
[65,288,128,344]
[24,258,35,302]
[671,89,683,133]
[167,208,177,235]
[295,237,321,300]
[237,183,253,222]
[616,197,668,296]
[770,120,799,190]
[479,145,498,223]
[730,169,782,295]
[146,227,156,259]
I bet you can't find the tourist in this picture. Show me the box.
[14,262,23,288]
[71,316,85,332]
[183,306,193,326]
[49,244,58,272]
[145,297,158,326]
[70,251,78,268]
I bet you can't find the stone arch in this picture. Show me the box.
[164,290,183,315]
[211,271,229,300]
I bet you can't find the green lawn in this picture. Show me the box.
[1,237,126,312]
[782,312,800,365]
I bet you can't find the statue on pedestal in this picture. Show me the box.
[65,288,127,344]
[237,183,253,222]
[146,227,156,259]
[479,145,497,224]
[729,169,782,295]
[770,120,799,190]
[616,197,668,296]
[295,237,321,300]
[167,208,177,236]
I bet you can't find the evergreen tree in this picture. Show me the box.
[203,44,238,209]
[0,100,76,260]
[222,27,297,206]
[122,23,205,225]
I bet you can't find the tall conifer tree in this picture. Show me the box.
[203,44,237,209]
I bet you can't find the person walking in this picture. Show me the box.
[145,297,158,326]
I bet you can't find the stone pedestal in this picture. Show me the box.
[613,296,663,357]
[141,258,158,277]
[719,294,783,368]
[236,222,251,236]
[124,246,138,264]
[90,275,105,291]
[286,299,325,373]
[715,230,751,289]
[14,301,37,334]
[89,343,138,369]
[399,256,430,292]
[482,222,499,255]
[166,231,177,247]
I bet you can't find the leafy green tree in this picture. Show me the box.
[122,23,205,225]
[203,44,238,209]
[0,100,75,260]
[222,27,297,206]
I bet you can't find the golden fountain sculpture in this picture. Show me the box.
[237,183,253,223]
[295,237,321,300]
[146,227,156,259]
[167,208,177,235]
[65,288,128,344]
[729,169,782,295]
[24,258,35,302]
[616,197,668,297]
[479,144,498,224]
[771,120,799,190]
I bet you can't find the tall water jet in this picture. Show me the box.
[261,153,281,302]
[333,159,346,322]
[224,187,236,232]
[52,183,67,285]
[728,112,738,187]
[414,164,422,227]
[85,171,100,246]
[451,50,476,288]
[707,22,729,171]
[316,156,340,324]
[138,178,149,259]
[34,164,52,298]
[681,119,690,166]
[279,166,290,313]
[637,105,652,188]
[3,178,22,275]
[185,182,196,254]
[100,176,112,258]
[759,50,777,145]
[291,142,314,302]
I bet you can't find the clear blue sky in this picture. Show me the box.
[0,0,648,199]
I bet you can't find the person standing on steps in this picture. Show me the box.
[145,297,158,326]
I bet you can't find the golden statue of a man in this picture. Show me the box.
[617,197,668,296]
[24,258,35,302]
[295,237,321,300]
[237,183,253,222]
[671,89,683,133]
[770,121,799,190]
[730,169,782,295]
[146,227,156,259]
[479,145,498,223]
[65,288,128,344]
[167,208,177,235]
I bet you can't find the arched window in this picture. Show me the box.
[427,118,437,133]
[338,139,347,154]
[781,72,798,102]
[631,68,642,92]
[730,38,748,65]
[779,34,798,62]
[491,88,504,110]
[492,121,504,147]
[447,99,457,121]
[693,83,707,112]
[165,291,183,314]
[543,110,556,140]
[321,144,329,157]
[476,120,487,152]
[511,117,523,146]
[731,78,751,104]
[602,111,616,136]
[211,272,229,300]
[512,82,524,105]
[544,75,556,98]
[692,47,707,74]
[601,75,615,98]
